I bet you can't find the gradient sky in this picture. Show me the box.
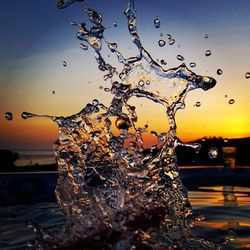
[0,0,250,150]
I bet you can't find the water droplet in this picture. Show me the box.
[154,17,160,28]
[224,139,228,143]
[160,59,167,65]
[70,21,78,26]
[208,147,218,159]
[52,91,55,94]
[80,43,88,50]
[195,101,201,107]
[146,80,150,85]
[166,34,172,39]
[21,112,33,119]
[115,118,130,130]
[63,61,67,67]
[160,33,163,37]
[113,21,118,27]
[189,62,196,68]
[177,55,184,61]
[204,34,208,39]
[5,112,13,121]
[104,88,110,92]
[169,39,175,45]
[205,50,211,56]
[158,40,166,47]
[217,69,223,75]
[99,86,103,89]
[138,80,145,87]
[245,72,250,79]
[228,99,235,104]
[224,95,228,98]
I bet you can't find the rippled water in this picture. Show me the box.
[0,186,249,250]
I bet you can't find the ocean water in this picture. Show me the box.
[0,185,249,250]
[15,150,55,167]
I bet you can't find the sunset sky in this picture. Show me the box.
[0,0,250,150]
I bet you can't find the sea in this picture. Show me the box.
[15,150,55,167]
[1,150,250,249]
[0,185,249,249]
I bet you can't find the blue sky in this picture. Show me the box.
[0,0,250,149]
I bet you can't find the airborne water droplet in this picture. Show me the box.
[195,101,201,107]
[158,40,166,47]
[154,17,160,28]
[189,62,196,68]
[204,34,208,39]
[80,43,88,50]
[104,88,110,92]
[169,39,175,45]
[70,21,78,26]
[52,90,55,94]
[160,59,167,65]
[208,147,218,159]
[138,80,145,87]
[63,60,67,67]
[5,112,13,121]
[177,55,184,61]
[113,21,118,27]
[228,99,235,104]
[166,34,172,39]
[205,50,211,56]
[245,72,250,79]
[217,69,223,75]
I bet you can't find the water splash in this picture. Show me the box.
[228,99,235,105]
[24,0,223,249]
[245,72,250,79]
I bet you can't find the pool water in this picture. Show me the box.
[0,186,249,250]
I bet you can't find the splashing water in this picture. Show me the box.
[21,0,225,249]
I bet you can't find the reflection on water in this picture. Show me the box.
[189,186,250,250]
[0,185,249,249]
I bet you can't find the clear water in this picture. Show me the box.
[0,186,249,250]
[16,0,246,248]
